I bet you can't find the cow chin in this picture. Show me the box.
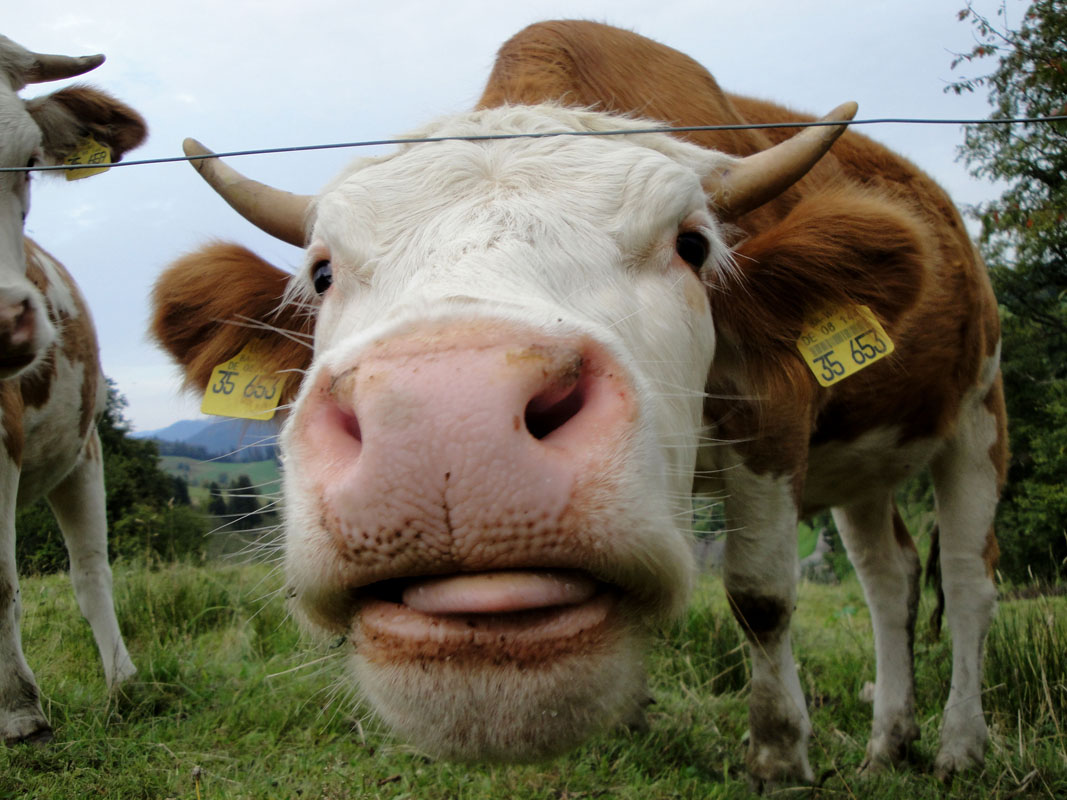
[348,598,649,761]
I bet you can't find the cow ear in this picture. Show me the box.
[714,185,932,354]
[24,85,147,164]
[150,243,314,407]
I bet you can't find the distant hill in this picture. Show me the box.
[136,417,281,462]
[136,418,213,443]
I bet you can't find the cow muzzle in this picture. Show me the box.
[285,321,645,641]
[0,288,48,379]
[282,319,693,760]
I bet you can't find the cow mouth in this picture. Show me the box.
[353,570,619,660]
[0,351,36,372]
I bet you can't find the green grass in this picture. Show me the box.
[160,457,282,491]
[3,562,1065,799]
[796,521,818,560]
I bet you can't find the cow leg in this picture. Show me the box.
[46,431,135,689]
[723,467,812,787]
[0,468,52,744]
[929,399,1000,778]
[831,495,920,770]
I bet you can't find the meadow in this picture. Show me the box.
[158,457,281,508]
[2,559,1064,799]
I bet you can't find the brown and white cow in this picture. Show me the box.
[151,21,1005,786]
[1,35,145,743]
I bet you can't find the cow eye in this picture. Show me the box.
[676,231,710,270]
[311,260,333,294]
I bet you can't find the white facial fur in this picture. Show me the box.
[278,106,731,757]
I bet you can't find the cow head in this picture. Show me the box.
[0,34,145,379]
[153,103,853,760]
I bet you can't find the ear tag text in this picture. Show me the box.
[64,136,112,181]
[797,304,895,387]
[201,343,288,420]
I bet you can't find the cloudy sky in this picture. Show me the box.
[11,0,1011,432]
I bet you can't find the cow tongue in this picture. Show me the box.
[401,570,597,615]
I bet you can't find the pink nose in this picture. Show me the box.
[0,296,39,376]
[291,323,636,575]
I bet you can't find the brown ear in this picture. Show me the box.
[25,85,147,163]
[150,242,314,407]
[714,185,932,356]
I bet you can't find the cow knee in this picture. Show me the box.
[729,591,791,643]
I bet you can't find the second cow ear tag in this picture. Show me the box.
[796,304,895,387]
[64,136,112,181]
[201,342,289,420]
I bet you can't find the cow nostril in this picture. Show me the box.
[341,409,362,443]
[525,379,585,440]
[326,370,363,445]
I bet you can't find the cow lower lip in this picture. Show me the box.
[354,588,618,660]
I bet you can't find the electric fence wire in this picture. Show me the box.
[4,114,1065,174]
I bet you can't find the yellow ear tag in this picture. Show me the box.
[201,343,289,421]
[64,136,112,181]
[797,304,895,387]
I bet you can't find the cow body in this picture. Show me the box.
[0,35,144,743]
[152,21,1004,785]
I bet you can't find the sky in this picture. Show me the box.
[9,0,1013,432]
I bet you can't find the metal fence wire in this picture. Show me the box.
[5,114,1066,174]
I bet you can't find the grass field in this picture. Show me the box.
[160,456,282,491]
[3,561,1065,799]
[159,457,282,509]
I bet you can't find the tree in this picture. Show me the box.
[97,378,175,525]
[207,481,228,517]
[226,474,263,531]
[170,475,192,506]
[949,0,1067,582]
[16,378,206,572]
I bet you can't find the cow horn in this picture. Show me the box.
[183,138,313,247]
[705,101,858,218]
[26,51,105,84]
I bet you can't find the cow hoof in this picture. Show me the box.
[933,744,984,781]
[107,660,137,690]
[747,771,813,795]
[858,752,896,777]
[859,720,920,774]
[746,749,813,792]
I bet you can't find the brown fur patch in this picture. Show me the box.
[24,85,147,164]
[478,20,803,233]
[150,242,314,407]
[983,376,1009,489]
[892,506,918,554]
[704,358,815,489]
[17,350,55,410]
[0,382,24,465]
[25,241,101,435]
[718,184,931,353]
[58,285,100,437]
[23,250,49,293]
[981,378,1006,581]
[892,506,921,659]
[982,527,1000,579]
[480,20,1006,476]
